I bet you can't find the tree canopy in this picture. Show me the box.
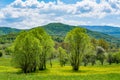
[12,28,54,73]
[65,28,91,71]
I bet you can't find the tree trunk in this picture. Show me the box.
[50,58,52,68]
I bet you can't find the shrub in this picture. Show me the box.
[114,52,120,64]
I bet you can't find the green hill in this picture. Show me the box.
[42,23,75,36]
[42,23,120,45]
[0,27,21,35]
[0,23,120,46]
[80,25,120,38]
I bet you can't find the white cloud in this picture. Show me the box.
[0,0,120,29]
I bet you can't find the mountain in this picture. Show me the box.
[0,27,21,35]
[79,25,120,38]
[42,23,120,44]
[0,23,120,46]
[42,23,75,36]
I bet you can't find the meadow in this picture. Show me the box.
[0,57,120,80]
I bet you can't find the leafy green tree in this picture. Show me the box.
[29,28,54,70]
[58,47,68,67]
[12,28,54,73]
[96,46,106,65]
[107,52,120,65]
[91,38,98,48]
[83,54,90,66]
[107,53,115,65]
[83,44,96,66]
[65,28,90,71]
[13,32,41,73]
[98,39,109,51]
[5,46,14,55]
[114,52,120,64]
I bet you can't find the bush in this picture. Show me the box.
[114,52,120,64]
[107,52,120,64]
[83,52,96,66]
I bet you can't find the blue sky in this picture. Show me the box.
[0,0,120,29]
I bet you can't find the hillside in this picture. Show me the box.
[0,23,120,46]
[43,23,75,36]
[0,27,21,35]
[80,25,120,38]
[42,23,120,44]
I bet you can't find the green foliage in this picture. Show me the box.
[106,51,120,65]
[0,27,21,36]
[12,28,54,73]
[58,47,68,67]
[87,30,120,48]
[80,25,120,38]
[29,28,54,70]
[114,52,120,64]
[1,23,120,49]
[98,39,109,51]
[65,28,90,71]
[0,33,18,44]
[13,32,41,73]
[83,44,96,66]
[43,23,75,36]
[5,46,14,55]
[96,46,106,65]
[107,53,115,65]
[83,52,96,66]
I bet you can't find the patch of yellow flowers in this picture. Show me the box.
[0,64,120,76]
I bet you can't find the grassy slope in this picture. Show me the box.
[0,57,120,80]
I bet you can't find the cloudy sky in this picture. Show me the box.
[0,0,120,29]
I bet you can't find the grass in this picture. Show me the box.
[0,57,120,80]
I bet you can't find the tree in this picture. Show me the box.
[114,52,120,64]
[107,53,114,65]
[29,28,54,70]
[13,32,41,73]
[96,46,106,65]
[107,52,120,65]
[83,54,90,66]
[58,47,68,67]
[12,28,54,73]
[91,38,98,48]
[5,46,14,55]
[0,51,2,57]
[65,28,90,71]
[83,44,96,66]
[98,39,109,51]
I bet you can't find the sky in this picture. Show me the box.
[0,0,120,29]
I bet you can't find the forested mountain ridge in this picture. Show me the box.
[42,23,75,36]
[0,23,120,45]
[80,25,120,38]
[41,23,120,44]
[0,27,21,35]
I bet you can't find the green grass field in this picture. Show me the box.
[0,57,120,80]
